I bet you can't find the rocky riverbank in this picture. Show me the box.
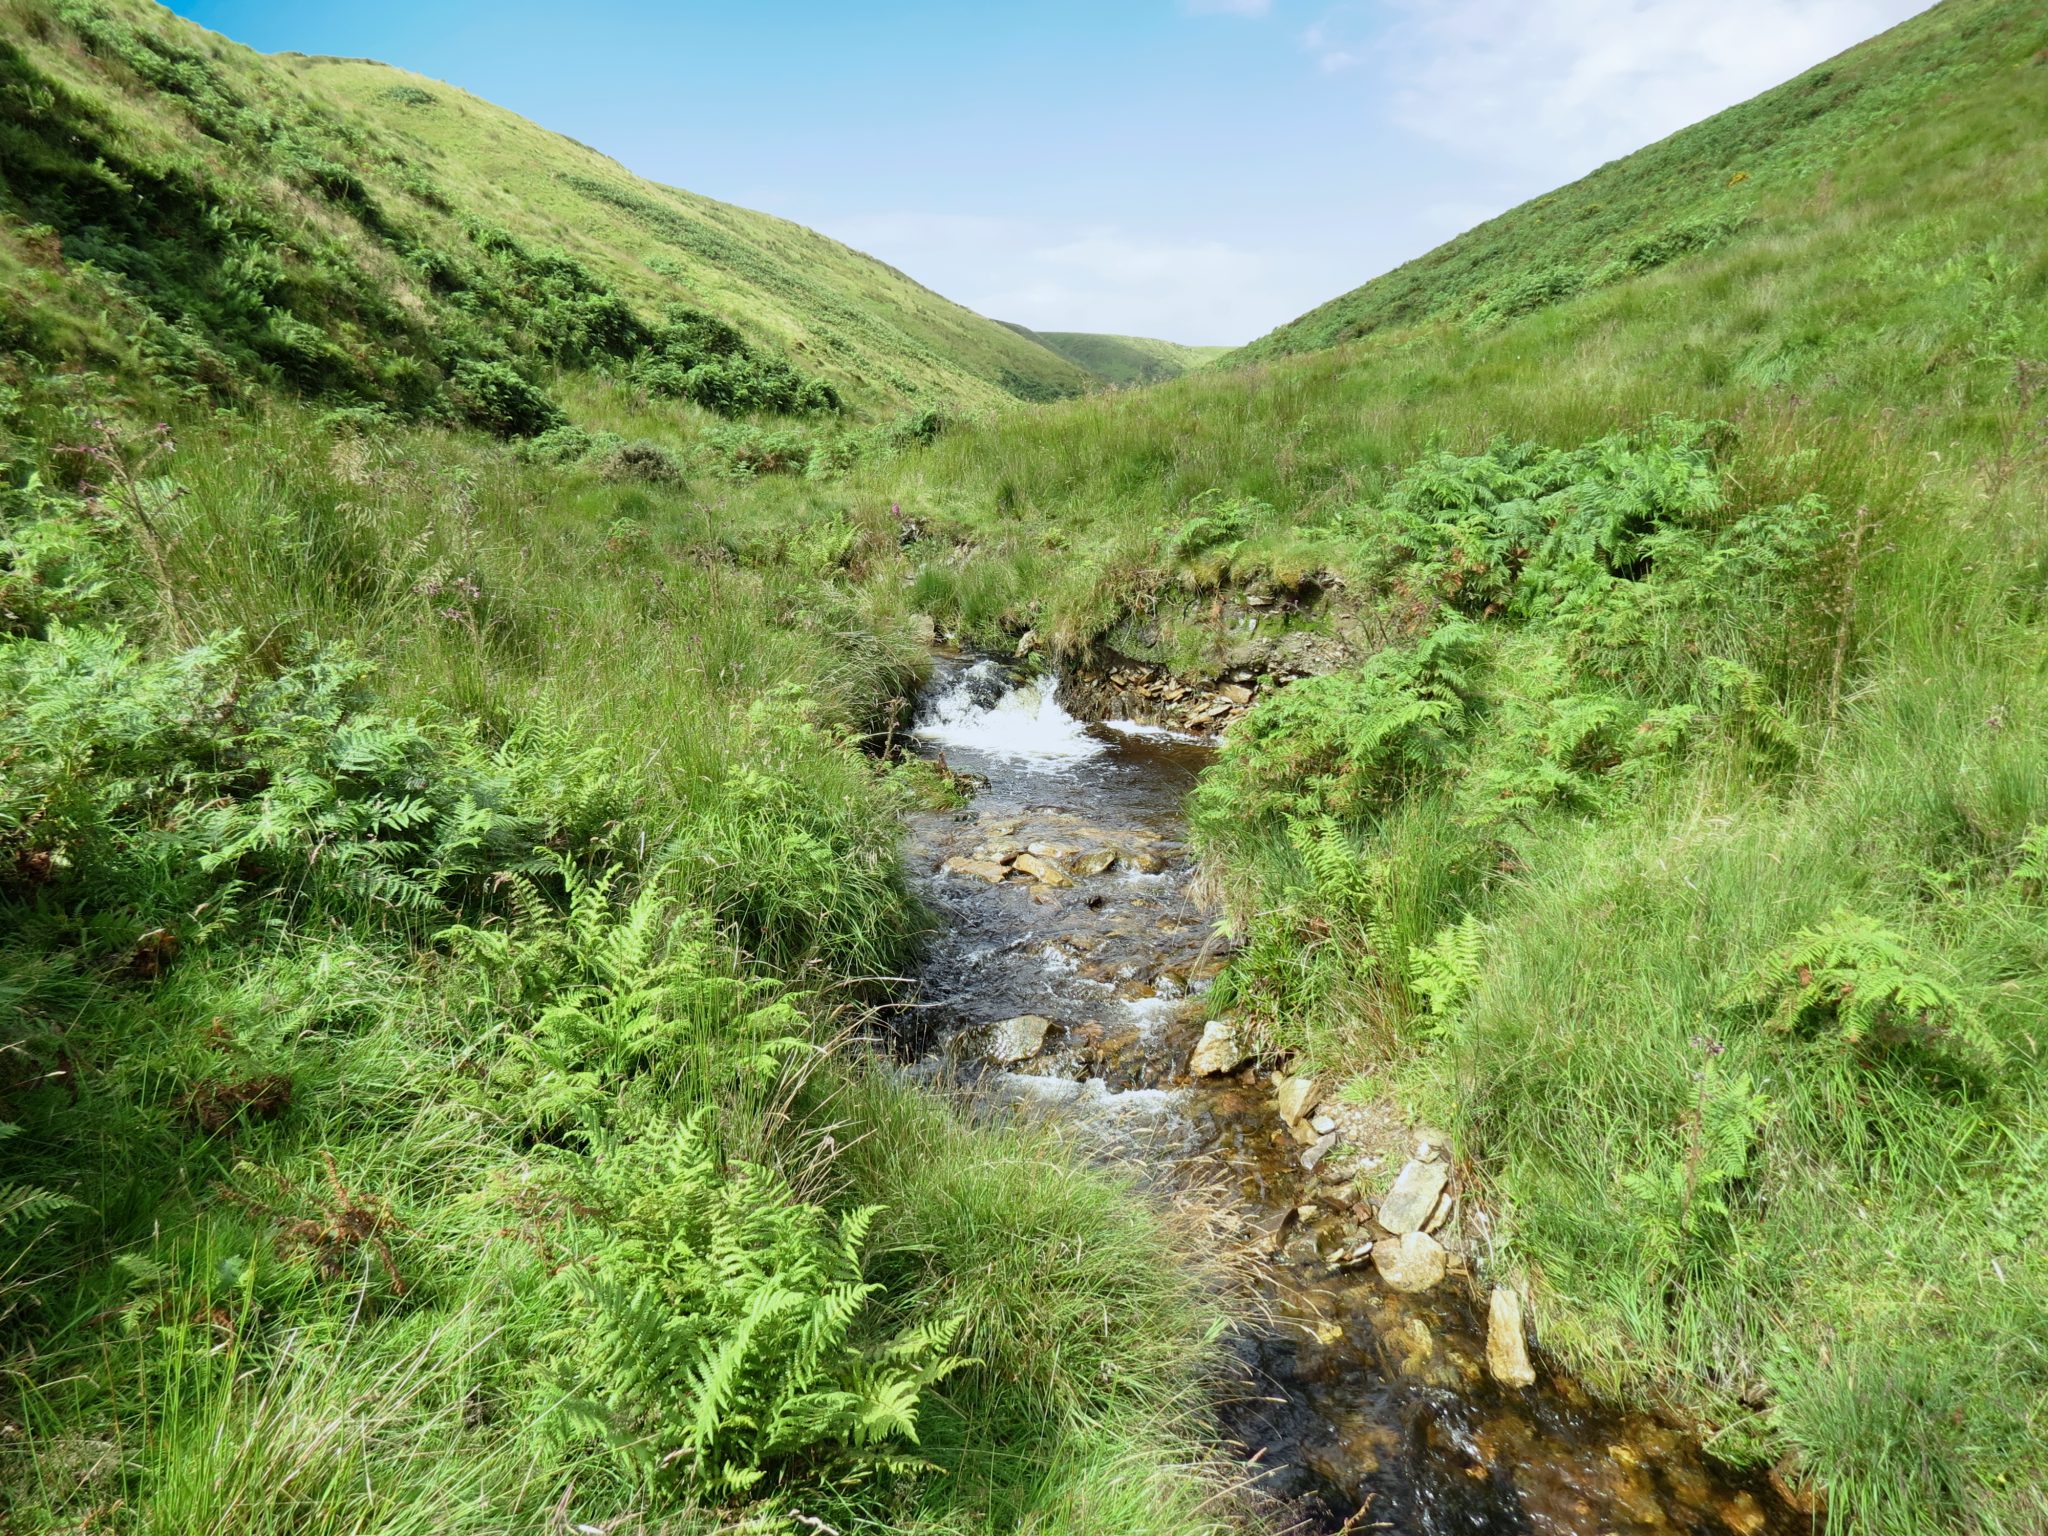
[899,656,1798,1535]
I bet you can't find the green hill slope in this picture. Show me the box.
[1004,326,1232,387]
[0,0,1091,415]
[0,7,1215,1536]
[1241,0,2023,359]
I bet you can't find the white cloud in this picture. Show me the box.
[1183,0,1273,15]
[801,3,1930,343]
[820,212,1315,345]
[1301,4,1370,71]
[1331,0,1929,176]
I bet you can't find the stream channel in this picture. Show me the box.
[896,656,1799,1536]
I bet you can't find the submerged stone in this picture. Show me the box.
[1012,852,1073,887]
[1373,1230,1448,1292]
[1069,849,1118,877]
[986,1015,1053,1064]
[942,855,1010,884]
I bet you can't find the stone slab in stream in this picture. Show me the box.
[1488,1285,1537,1388]
[1373,1230,1450,1292]
[942,855,1010,883]
[1012,852,1072,887]
[1378,1156,1450,1235]
[985,1015,1052,1064]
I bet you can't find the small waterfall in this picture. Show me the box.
[912,658,1105,765]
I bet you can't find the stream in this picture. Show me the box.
[897,656,1798,1536]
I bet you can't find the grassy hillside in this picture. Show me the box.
[299,56,1093,407]
[1005,325,1232,387]
[0,5,1222,1535]
[1240,0,2021,359]
[859,1,2048,1527]
[0,0,1090,416]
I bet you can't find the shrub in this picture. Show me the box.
[1193,616,1488,833]
[1469,264,1585,328]
[0,472,120,636]
[594,438,683,484]
[631,309,841,417]
[454,863,809,1141]
[449,360,563,438]
[701,424,813,479]
[514,424,595,466]
[1161,493,1265,563]
[1731,909,2000,1074]
[0,625,625,929]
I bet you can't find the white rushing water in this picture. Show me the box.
[1100,718,1206,744]
[912,658,1105,765]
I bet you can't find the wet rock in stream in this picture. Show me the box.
[1374,1230,1451,1293]
[1190,1018,1249,1076]
[984,1014,1052,1064]
[1487,1287,1538,1390]
[1274,1073,1318,1125]
[941,854,1010,883]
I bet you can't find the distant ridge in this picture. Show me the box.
[1003,325,1233,388]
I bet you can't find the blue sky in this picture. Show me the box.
[169,0,1927,345]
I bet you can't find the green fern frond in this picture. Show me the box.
[1407,915,1484,1020]
[0,1179,77,1236]
[1735,908,1995,1070]
[542,1108,965,1507]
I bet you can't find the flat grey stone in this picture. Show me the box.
[1378,1158,1450,1236]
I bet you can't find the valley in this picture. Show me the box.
[2,1,2044,1533]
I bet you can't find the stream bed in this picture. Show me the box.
[896,657,1797,1536]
